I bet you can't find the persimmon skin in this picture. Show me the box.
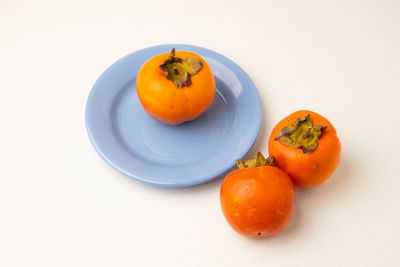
[220,166,295,238]
[136,51,216,125]
[269,110,341,188]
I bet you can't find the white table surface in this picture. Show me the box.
[1,0,400,266]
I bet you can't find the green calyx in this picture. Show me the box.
[275,114,327,153]
[236,152,275,169]
[159,48,203,88]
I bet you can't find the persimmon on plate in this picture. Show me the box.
[137,48,216,125]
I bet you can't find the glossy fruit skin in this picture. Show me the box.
[269,110,341,188]
[220,166,295,238]
[136,51,216,125]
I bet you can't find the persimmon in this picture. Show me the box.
[268,110,341,188]
[136,48,216,125]
[220,153,295,238]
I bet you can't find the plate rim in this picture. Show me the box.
[85,44,262,187]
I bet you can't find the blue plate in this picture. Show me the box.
[85,44,262,187]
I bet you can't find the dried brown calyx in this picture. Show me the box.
[159,48,203,88]
[275,114,327,153]
[236,152,275,169]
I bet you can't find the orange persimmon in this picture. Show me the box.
[268,110,341,188]
[220,153,295,238]
[136,48,216,125]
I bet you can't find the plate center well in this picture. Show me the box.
[111,77,236,166]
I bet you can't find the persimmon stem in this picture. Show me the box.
[169,48,175,58]
[236,152,275,169]
[303,127,311,139]
[159,48,203,88]
[275,114,328,153]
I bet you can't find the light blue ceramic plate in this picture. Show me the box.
[85,44,262,187]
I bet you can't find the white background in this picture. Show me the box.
[1,0,400,266]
